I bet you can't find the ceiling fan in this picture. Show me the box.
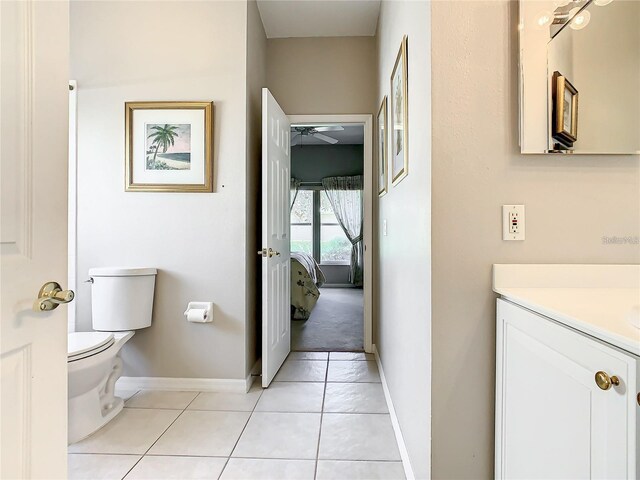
[291,125,344,146]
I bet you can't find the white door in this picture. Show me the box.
[1,1,70,478]
[260,88,291,387]
[496,299,637,479]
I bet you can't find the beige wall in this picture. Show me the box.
[71,0,256,380]
[376,1,432,478]
[245,0,267,376]
[431,1,640,478]
[266,36,376,115]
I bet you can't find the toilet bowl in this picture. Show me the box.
[68,267,157,444]
[68,331,133,443]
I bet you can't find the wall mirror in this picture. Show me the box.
[519,0,640,154]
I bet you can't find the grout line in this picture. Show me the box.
[120,393,200,479]
[69,451,403,463]
[122,390,141,402]
[325,381,381,384]
[312,355,330,480]
[183,391,204,410]
[218,385,265,479]
[224,456,402,462]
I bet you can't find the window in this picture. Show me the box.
[290,189,351,265]
[290,190,313,254]
[320,192,351,264]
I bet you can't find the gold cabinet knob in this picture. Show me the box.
[595,371,620,391]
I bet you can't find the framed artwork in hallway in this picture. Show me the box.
[125,101,214,192]
[377,96,388,197]
[390,35,408,187]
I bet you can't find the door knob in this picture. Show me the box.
[33,281,75,312]
[595,371,620,391]
[257,248,280,258]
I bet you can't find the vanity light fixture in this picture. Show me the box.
[535,11,553,28]
[569,7,591,29]
[594,0,613,6]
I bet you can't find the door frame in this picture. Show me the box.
[68,80,78,333]
[288,114,373,353]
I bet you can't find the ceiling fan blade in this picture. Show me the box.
[291,133,300,146]
[314,126,344,132]
[313,132,339,144]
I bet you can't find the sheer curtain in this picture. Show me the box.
[290,177,301,210]
[322,175,364,286]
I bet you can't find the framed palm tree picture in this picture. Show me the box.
[125,101,213,192]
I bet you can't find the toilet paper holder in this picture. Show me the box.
[184,302,213,323]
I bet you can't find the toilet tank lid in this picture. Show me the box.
[89,267,157,277]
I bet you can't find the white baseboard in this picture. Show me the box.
[117,376,248,393]
[245,358,262,392]
[373,344,415,480]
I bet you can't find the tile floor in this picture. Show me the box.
[68,352,405,480]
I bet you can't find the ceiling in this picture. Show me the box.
[256,0,381,39]
[292,125,364,145]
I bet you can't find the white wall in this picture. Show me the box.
[71,0,256,380]
[431,1,640,478]
[375,1,432,478]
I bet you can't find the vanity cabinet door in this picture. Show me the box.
[495,299,638,479]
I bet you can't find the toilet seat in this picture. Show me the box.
[68,332,115,362]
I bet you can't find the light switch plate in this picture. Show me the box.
[383,219,388,236]
[503,205,525,241]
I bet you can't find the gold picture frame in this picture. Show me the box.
[551,71,578,145]
[125,101,213,192]
[390,35,408,186]
[377,96,388,197]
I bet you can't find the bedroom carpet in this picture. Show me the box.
[291,288,364,352]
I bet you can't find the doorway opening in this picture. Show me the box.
[288,115,373,354]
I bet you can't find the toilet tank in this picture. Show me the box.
[89,267,157,331]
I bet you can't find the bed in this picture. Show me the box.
[291,252,326,320]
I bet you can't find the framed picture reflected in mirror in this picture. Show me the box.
[551,71,578,147]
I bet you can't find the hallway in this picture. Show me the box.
[69,352,405,480]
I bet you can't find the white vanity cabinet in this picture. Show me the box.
[495,299,639,479]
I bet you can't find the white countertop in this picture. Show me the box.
[493,265,640,357]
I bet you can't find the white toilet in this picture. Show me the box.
[67,267,157,444]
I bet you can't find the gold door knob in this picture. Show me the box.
[33,281,75,312]
[595,371,620,391]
